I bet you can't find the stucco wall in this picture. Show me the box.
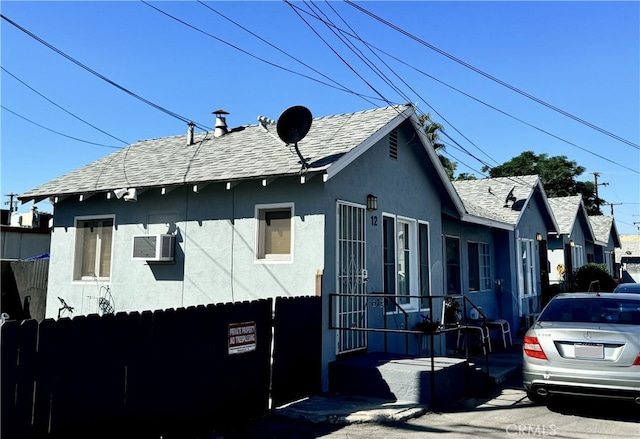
[46,179,325,319]
[320,119,450,387]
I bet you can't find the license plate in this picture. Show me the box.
[575,343,604,359]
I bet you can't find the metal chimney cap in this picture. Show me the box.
[212,109,229,115]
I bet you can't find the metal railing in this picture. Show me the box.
[329,292,493,407]
[329,292,490,363]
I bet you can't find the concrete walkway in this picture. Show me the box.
[275,342,523,425]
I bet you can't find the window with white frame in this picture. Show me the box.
[468,242,491,292]
[572,244,584,269]
[396,219,413,305]
[382,215,425,311]
[74,217,114,281]
[519,238,536,296]
[256,204,293,261]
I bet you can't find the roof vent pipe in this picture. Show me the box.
[187,121,195,146]
[213,108,229,137]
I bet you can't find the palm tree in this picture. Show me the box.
[419,113,456,179]
[419,113,446,149]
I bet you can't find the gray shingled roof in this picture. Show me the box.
[547,196,584,235]
[452,175,542,228]
[588,215,617,246]
[19,104,412,202]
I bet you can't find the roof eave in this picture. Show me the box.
[461,213,514,231]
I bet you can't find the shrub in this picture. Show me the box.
[573,263,616,292]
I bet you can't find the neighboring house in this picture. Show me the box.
[547,196,596,288]
[1,207,51,322]
[19,104,476,390]
[449,175,559,332]
[1,207,52,260]
[588,215,621,279]
[617,234,640,282]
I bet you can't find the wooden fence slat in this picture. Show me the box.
[126,310,153,429]
[1,320,20,438]
[48,316,77,436]
[16,319,39,436]
[271,296,322,407]
[32,318,56,436]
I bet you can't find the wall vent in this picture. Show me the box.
[132,234,175,261]
[389,129,398,159]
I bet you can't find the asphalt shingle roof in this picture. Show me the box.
[452,175,541,227]
[19,104,412,201]
[547,196,584,235]
[588,215,615,244]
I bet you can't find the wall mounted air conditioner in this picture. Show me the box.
[132,234,175,262]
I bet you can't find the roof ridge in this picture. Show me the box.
[310,103,411,121]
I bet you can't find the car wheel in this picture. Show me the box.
[526,390,546,404]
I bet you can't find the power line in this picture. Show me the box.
[2,67,129,145]
[291,1,499,171]
[285,1,394,108]
[141,1,383,107]
[0,13,212,131]
[292,1,638,177]
[1,105,122,149]
[345,0,640,151]
[195,0,379,106]
[328,8,638,174]
[304,1,407,103]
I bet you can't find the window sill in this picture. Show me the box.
[254,258,293,264]
[72,278,110,284]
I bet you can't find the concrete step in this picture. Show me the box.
[328,352,468,407]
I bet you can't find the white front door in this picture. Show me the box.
[336,201,367,354]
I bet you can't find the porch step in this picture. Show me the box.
[328,352,468,407]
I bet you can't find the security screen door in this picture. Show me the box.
[336,201,367,354]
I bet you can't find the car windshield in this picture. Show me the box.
[614,284,640,293]
[539,297,640,324]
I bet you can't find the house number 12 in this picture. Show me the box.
[371,215,378,226]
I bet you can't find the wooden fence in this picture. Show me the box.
[2,296,322,438]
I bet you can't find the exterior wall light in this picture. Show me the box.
[536,233,543,241]
[366,194,378,211]
[570,240,575,247]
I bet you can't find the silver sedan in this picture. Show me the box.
[522,292,640,405]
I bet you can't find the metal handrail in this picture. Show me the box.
[329,292,493,402]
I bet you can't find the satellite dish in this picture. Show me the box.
[276,106,312,169]
[277,106,312,144]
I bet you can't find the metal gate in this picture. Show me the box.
[336,201,367,354]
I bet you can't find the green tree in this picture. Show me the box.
[481,151,603,215]
[419,113,457,179]
[455,173,477,181]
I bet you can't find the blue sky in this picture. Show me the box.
[2,1,639,234]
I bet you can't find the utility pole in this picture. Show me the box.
[3,193,19,226]
[592,172,609,201]
[607,202,623,216]
[4,193,19,213]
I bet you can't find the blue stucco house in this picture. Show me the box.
[588,214,621,279]
[547,196,596,289]
[20,103,484,388]
[448,175,559,333]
